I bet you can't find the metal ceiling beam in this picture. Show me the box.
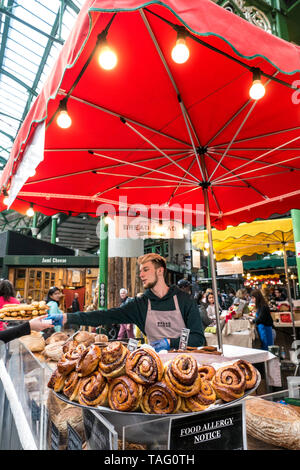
[0,6,64,45]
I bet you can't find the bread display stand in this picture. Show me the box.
[1,337,299,451]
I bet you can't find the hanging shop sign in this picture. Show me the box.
[3,255,99,267]
[216,260,243,275]
[114,216,184,239]
[168,402,246,450]
[192,249,201,269]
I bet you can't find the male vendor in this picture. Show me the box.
[63,253,205,351]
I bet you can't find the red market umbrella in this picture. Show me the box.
[1,0,300,348]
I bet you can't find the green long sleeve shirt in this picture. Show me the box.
[67,285,205,349]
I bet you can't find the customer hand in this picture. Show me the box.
[150,338,170,352]
[29,316,54,332]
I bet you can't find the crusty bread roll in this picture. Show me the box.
[246,397,300,450]
[74,331,95,347]
[44,341,65,362]
[45,332,69,345]
[19,332,45,352]
[94,334,108,343]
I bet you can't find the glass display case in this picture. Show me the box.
[0,338,299,451]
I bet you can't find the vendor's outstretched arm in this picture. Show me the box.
[63,302,136,328]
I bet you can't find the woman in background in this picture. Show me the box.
[46,287,63,332]
[0,279,20,332]
[251,289,274,350]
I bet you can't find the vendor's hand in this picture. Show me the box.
[29,316,54,332]
[150,338,170,352]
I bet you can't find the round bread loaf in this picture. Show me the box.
[246,397,300,450]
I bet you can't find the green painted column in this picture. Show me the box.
[291,209,300,298]
[31,212,38,238]
[51,214,59,244]
[98,215,109,310]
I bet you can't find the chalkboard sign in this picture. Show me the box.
[83,409,118,450]
[168,403,246,450]
[51,421,61,450]
[67,423,83,450]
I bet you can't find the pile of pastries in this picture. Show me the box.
[0,301,49,320]
[48,340,258,415]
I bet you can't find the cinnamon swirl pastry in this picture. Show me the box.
[182,379,216,412]
[98,341,128,378]
[76,344,101,377]
[164,354,202,398]
[141,381,181,415]
[108,375,143,412]
[47,369,66,393]
[198,365,216,381]
[234,359,258,390]
[62,339,80,354]
[57,343,86,375]
[78,369,108,407]
[125,347,163,385]
[212,364,246,402]
[63,371,82,402]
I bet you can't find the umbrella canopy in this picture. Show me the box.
[1,0,300,230]
[192,218,295,261]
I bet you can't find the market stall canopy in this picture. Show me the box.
[1,0,300,229]
[192,218,295,260]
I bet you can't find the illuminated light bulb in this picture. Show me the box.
[204,250,209,257]
[171,37,190,64]
[3,196,9,206]
[57,110,72,129]
[249,68,265,100]
[249,80,265,100]
[98,45,117,70]
[204,242,210,249]
[26,205,34,217]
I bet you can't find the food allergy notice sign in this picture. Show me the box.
[168,402,246,450]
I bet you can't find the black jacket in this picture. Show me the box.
[0,322,31,344]
[67,285,205,349]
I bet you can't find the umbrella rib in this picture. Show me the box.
[206,100,251,147]
[139,8,205,181]
[213,135,300,184]
[214,154,300,185]
[63,92,192,148]
[25,152,192,186]
[122,120,200,182]
[91,149,196,185]
[166,152,198,204]
[92,152,194,197]
[207,151,267,200]
[208,149,300,171]
[209,126,300,149]
[213,168,295,185]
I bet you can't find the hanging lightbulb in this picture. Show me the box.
[56,98,72,129]
[249,68,265,100]
[3,189,9,206]
[204,242,210,249]
[26,204,35,217]
[98,43,117,70]
[171,29,190,64]
[204,250,209,257]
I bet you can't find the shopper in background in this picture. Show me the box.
[46,287,63,332]
[117,288,135,340]
[71,292,80,313]
[0,316,53,344]
[205,292,218,326]
[251,289,274,351]
[273,287,287,302]
[233,288,250,315]
[196,292,211,328]
[0,279,20,309]
[177,279,192,297]
[0,279,20,332]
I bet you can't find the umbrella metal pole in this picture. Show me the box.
[282,245,296,341]
[202,187,223,353]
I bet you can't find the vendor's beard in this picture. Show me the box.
[144,272,158,289]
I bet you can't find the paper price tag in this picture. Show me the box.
[127,338,139,352]
[179,328,190,350]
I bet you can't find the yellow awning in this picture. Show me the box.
[192,218,295,261]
